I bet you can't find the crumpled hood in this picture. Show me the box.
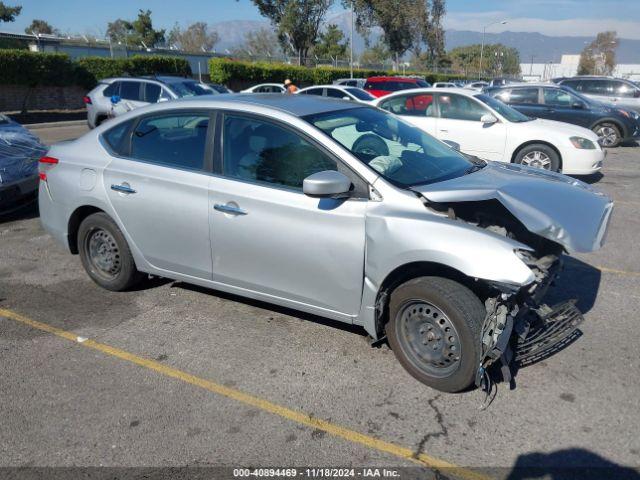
[411,162,614,253]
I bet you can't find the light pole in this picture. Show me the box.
[479,19,507,79]
[350,0,354,79]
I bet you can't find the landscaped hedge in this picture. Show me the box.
[0,49,93,88]
[77,55,192,84]
[209,58,466,87]
[0,50,192,89]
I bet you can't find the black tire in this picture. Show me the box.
[514,143,561,172]
[386,277,485,393]
[592,122,621,148]
[77,212,143,291]
[95,115,108,128]
[352,134,390,158]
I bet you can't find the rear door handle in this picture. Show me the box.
[111,184,136,194]
[214,203,248,215]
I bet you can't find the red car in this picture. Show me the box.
[364,76,431,97]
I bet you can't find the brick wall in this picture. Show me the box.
[0,84,86,112]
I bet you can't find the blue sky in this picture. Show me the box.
[3,0,640,39]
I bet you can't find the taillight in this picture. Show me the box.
[39,156,59,181]
[83,96,92,104]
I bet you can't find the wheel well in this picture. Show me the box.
[374,262,489,338]
[67,206,104,254]
[511,140,563,170]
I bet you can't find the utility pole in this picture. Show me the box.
[350,0,354,79]
[480,20,507,78]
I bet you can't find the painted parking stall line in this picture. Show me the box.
[0,308,491,480]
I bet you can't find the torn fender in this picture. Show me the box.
[411,162,614,254]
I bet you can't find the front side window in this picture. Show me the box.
[305,107,474,187]
[476,94,532,123]
[580,80,608,95]
[222,114,337,189]
[326,88,347,99]
[304,88,324,96]
[143,83,161,103]
[120,81,141,101]
[379,93,436,117]
[130,113,209,171]
[345,88,375,101]
[543,88,579,107]
[437,93,489,121]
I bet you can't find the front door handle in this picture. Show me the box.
[439,129,448,133]
[214,203,248,215]
[111,183,136,194]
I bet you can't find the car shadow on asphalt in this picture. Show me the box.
[172,281,368,338]
[503,448,640,480]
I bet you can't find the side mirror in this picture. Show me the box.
[343,96,351,101]
[157,97,169,103]
[303,170,352,198]
[572,101,586,109]
[480,113,498,124]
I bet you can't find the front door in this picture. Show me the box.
[434,93,507,161]
[208,113,367,316]
[103,111,213,279]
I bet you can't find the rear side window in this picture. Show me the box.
[580,80,608,95]
[120,81,142,101]
[543,88,579,107]
[102,119,133,155]
[144,83,161,103]
[509,88,539,104]
[561,79,582,91]
[103,82,119,97]
[130,113,210,171]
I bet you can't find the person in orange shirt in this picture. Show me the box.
[284,79,298,94]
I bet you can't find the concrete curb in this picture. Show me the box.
[24,120,87,130]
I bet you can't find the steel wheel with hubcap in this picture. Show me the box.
[86,228,121,281]
[593,123,621,148]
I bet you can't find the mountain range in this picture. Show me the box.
[209,15,640,64]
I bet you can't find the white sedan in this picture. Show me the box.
[241,83,286,93]
[296,85,376,104]
[373,88,604,175]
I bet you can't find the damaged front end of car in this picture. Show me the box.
[412,161,614,392]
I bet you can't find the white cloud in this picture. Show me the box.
[444,14,640,40]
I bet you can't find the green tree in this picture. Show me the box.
[167,22,218,52]
[314,24,347,60]
[107,10,165,48]
[578,31,618,75]
[25,19,57,35]
[0,1,21,22]
[233,28,282,58]
[425,0,445,62]
[246,0,334,65]
[359,40,390,66]
[449,43,520,76]
[348,0,429,68]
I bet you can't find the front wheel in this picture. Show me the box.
[514,143,561,172]
[78,212,143,291]
[386,277,485,393]
[593,122,621,148]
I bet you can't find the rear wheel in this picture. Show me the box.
[592,122,621,148]
[78,212,143,291]
[386,277,485,393]
[514,143,561,172]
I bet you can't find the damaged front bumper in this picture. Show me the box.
[476,255,584,388]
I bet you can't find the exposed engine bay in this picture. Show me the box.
[424,198,585,396]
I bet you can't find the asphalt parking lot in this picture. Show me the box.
[1,123,639,479]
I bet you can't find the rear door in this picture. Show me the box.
[435,93,507,160]
[207,112,367,316]
[378,92,438,136]
[102,110,214,279]
[504,87,545,119]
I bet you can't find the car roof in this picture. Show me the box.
[175,93,362,117]
[100,76,194,84]
[366,76,422,82]
[299,85,351,90]
[377,87,477,98]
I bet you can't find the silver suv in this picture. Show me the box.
[39,95,613,392]
[84,76,215,129]
[558,76,640,113]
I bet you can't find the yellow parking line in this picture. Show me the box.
[0,308,490,480]
[596,266,640,276]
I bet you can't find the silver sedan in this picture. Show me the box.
[39,94,613,392]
